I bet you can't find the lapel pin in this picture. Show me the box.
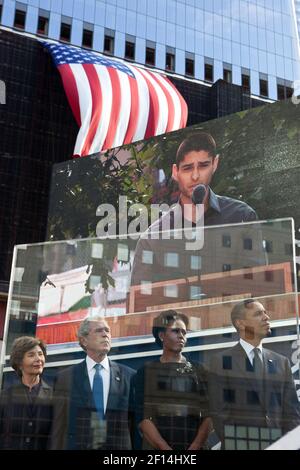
[115,376,121,381]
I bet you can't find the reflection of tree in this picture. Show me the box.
[85,261,115,294]
[47,152,146,292]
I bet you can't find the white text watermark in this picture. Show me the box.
[96,196,204,250]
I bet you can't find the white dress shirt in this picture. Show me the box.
[239,338,263,366]
[86,355,110,413]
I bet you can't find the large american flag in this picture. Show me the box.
[44,42,188,157]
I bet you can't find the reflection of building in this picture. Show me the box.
[3,221,297,347]
[129,263,293,315]
[129,220,295,312]
[38,265,91,317]
[35,289,297,346]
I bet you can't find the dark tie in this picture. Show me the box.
[252,348,267,416]
[93,363,105,420]
[253,348,264,379]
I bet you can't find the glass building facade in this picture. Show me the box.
[0,0,299,100]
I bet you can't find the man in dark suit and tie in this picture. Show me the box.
[209,299,300,450]
[51,316,135,450]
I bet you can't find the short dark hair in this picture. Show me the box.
[152,310,189,347]
[176,132,217,167]
[231,299,256,331]
[10,336,47,377]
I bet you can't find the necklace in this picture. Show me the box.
[159,356,186,364]
[176,361,194,374]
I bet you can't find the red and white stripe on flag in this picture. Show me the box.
[44,42,188,157]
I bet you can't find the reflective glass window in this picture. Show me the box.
[243,238,253,250]
[166,48,175,72]
[146,42,156,66]
[222,234,231,248]
[140,281,152,295]
[185,55,195,77]
[104,29,115,54]
[223,65,232,83]
[37,10,49,36]
[242,71,250,92]
[142,250,153,265]
[223,264,232,272]
[204,60,214,82]
[82,24,93,49]
[164,284,179,298]
[190,255,202,270]
[259,77,268,97]
[164,253,179,268]
[14,8,26,30]
[263,240,273,253]
[125,35,135,60]
[190,285,202,300]
[277,84,285,100]
[60,20,72,43]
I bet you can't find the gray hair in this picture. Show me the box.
[77,316,108,351]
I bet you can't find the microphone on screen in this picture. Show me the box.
[192,184,207,205]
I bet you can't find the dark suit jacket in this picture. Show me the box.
[209,343,300,448]
[0,379,53,450]
[51,358,135,450]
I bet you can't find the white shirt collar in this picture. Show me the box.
[239,338,263,364]
[86,354,109,373]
